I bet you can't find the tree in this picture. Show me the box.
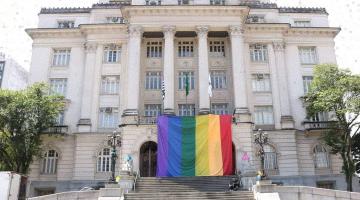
[303,64,360,191]
[0,83,64,174]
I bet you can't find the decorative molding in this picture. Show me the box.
[84,43,98,53]
[229,25,244,36]
[162,25,176,38]
[272,41,285,52]
[195,26,209,38]
[128,25,143,38]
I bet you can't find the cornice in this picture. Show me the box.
[121,6,250,18]
[79,23,128,34]
[25,28,82,39]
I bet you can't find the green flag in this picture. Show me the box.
[185,73,189,96]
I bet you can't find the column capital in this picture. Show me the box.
[84,42,97,53]
[196,25,209,38]
[228,25,244,36]
[128,25,143,38]
[272,41,286,52]
[162,25,176,35]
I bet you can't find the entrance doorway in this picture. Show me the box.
[139,141,157,177]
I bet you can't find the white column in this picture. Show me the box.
[196,26,210,114]
[123,25,143,116]
[272,41,294,129]
[162,25,176,114]
[229,26,249,116]
[78,42,97,131]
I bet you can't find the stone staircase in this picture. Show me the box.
[124,176,255,200]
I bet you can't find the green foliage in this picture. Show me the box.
[303,64,360,191]
[0,83,64,174]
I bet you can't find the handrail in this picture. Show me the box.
[133,169,140,192]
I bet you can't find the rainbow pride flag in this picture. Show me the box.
[156,114,233,177]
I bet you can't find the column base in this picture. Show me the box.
[280,115,295,129]
[122,109,139,125]
[233,107,251,123]
[77,118,91,132]
[163,108,175,115]
[199,108,210,115]
[123,109,138,116]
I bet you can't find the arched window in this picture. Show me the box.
[313,145,329,168]
[41,150,59,174]
[97,148,111,172]
[264,145,277,170]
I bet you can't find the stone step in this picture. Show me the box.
[125,191,254,200]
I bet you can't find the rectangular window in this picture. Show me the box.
[299,47,317,64]
[210,0,225,5]
[145,71,162,90]
[55,111,65,125]
[104,45,121,63]
[146,41,162,58]
[250,44,268,62]
[210,70,227,89]
[0,61,4,88]
[178,41,194,57]
[99,107,119,129]
[211,103,229,115]
[302,76,313,94]
[178,0,189,5]
[254,106,274,125]
[247,15,265,23]
[310,112,329,122]
[294,20,311,27]
[106,17,125,24]
[178,104,195,116]
[52,49,71,66]
[209,40,225,57]
[101,76,120,94]
[50,79,67,96]
[178,71,195,90]
[144,104,161,116]
[57,21,75,28]
[252,74,271,92]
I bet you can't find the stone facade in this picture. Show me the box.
[0,52,28,90]
[25,0,359,197]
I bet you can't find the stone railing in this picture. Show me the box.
[28,190,99,200]
[43,125,69,134]
[303,121,338,131]
[253,183,360,200]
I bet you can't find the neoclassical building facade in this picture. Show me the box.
[25,0,359,197]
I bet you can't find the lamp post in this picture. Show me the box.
[107,130,122,183]
[254,129,268,180]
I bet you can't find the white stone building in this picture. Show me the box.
[25,0,360,197]
[0,52,28,90]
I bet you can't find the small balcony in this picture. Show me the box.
[43,125,69,134]
[138,116,158,125]
[303,121,338,131]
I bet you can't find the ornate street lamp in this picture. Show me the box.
[254,129,269,180]
[107,129,122,183]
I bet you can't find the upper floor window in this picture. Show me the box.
[264,145,277,170]
[97,148,111,172]
[302,76,313,94]
[106,17,125,24]
[252,74,271,92]
[178,71,195,90]
[101,76,120,94]
[210,70,227,89]
[254,106,274,125]
[145,71,162,90]
[178,0,189,5]
[50,78,67,96]
[145,0,161,5]
[146,41,162,58]
[178,104,195,116]
[313,145,329,168]
[209,40,225,57]
[310,112,329,122]
[299,47,317,64]
[210,0,225,5]
[41,150,59,174]
[56,111,65,125]
[211,103,229,115]
[294,20,311,27]
[57,21,75,28]
[52,49,71,66]
[250,44,268,62]
[99,107,119,129]
[178,41,194,57]
[0,61,4,87]
[247,15,265,23]
[103,45,121,63]
[144,104,161,116]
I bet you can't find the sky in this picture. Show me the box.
[0,0,359,73]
